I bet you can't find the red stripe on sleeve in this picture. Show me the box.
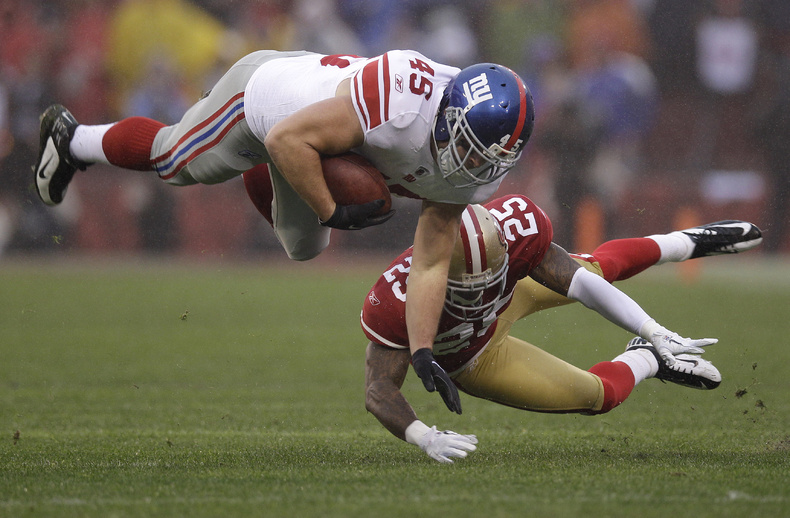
[353,74,369,129]
[382,53,390,123]
[361,60,383,128]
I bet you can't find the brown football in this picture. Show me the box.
[321,153,392,215]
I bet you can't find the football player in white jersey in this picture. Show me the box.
[361,196,762,463]
[34,50,535,372]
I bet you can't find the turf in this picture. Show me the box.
[1,256,789,517]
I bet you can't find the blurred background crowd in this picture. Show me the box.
[1,0,789,260]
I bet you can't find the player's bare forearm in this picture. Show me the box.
[265,139,333,219]
[406,201,464,355]
[365,342,417,441]
[263,95,364,221]
[529,242,581,296]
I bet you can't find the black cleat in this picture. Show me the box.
[680,220,762,259]
[33,104,88,206]
[626,338,721,390]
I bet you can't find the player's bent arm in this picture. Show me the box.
[406,201,464,355]
[528,242,581,296]
[364,342,418,441]
[365,341,478,463]
[263,94,364,222]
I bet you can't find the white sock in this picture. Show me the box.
[70,123,115,164]
[613,348,658,385]
[647,232,694,264]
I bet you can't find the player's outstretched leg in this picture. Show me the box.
[624,337,721,390]
[34,104,88,206]
[590,220,764,283]
[666,220,763,260]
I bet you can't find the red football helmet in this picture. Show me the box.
[444,204,509,322]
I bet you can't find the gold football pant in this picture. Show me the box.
[453,258,607,413]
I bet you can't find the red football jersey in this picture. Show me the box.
[361,194,553,373]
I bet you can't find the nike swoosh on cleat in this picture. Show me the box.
[685,222,753,236]
[712,222,753,235]
[37,139,57,180]
[726,222,754,236]
[38,156,54,179]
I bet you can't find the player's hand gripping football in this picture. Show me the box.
[411,348,462,414]
[319,200,394,230]
[641,319,718,365]
[415,426,478,464]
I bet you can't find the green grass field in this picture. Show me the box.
[1,255,789,517]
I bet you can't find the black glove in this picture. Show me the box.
[319,200,394,230]
[412,348,462,414]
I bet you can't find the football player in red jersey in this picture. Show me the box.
[361,195,762,463]
[34,50,534,376]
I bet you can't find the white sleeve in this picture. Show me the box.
[566,268,652,335]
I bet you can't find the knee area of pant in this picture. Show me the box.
[285,242,326,261]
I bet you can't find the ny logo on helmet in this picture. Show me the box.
[462,73,493,109]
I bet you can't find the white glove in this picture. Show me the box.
[405,421,478,464]
[640,319,718,365]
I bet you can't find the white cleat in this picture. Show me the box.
[626,338,721,390]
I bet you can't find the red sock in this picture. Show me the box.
[103,117,166,171]
[591,238,661,282]
[243,164,274,226]
[587,361,636,414]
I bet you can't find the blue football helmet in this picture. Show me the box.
[433,63,535,188]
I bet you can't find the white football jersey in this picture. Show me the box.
[244,51,503,206]
[348,50,502,204]
[244,53,364,140]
